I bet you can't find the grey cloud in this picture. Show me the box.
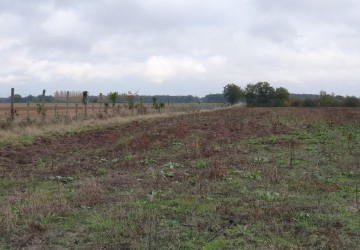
[253,0,360,27]
[0,0,360,97]
[248,17,298,44]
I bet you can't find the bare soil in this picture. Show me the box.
[0,108,289,178]
[0,107,359,249]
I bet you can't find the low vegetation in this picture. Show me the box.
[0,107,359,249]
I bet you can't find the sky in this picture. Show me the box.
[1,0,360,98]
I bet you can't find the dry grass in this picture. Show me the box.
[0,112,178,146]
[0,103,223,146]
[74,178,106,206]
[0,203,19,232]
[0,185,71,233]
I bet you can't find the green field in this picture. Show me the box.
[0,107,359,249]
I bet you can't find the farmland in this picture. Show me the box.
[0,107,359,249]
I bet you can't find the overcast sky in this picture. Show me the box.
[1,0,360,97]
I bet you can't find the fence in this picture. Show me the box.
[1,88,225,125]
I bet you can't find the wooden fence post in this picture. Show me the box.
[54,104,57,117]
[41,90,46,121]
[100,93,103,112]
[75,104,78,119]
[66,91,69,116]
[27,102,30,120]
[42,90,45,106]
[10,88,15,121]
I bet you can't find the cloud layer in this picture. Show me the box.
[0,0,360,97]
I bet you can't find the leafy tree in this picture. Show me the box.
[13,94,22,103]
[289,98,304,107]
[108,92,119,107]
[223,84,243,105]
[151,97,165,112]
[318,91,340,107]
[36,95,55,103]
[23,95,37,103]
[82,91,88,105]
[245,82,275,106]
[343,96,360,107]
[274,87,290,106]
[304,98,318,107]
[152,97,157,108]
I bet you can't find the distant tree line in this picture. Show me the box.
[0,91,224,104]
[288,91,360,107]
[0,94,55,103]
[223,82,290,107]
[223,82,360,107]
[1,87,358,107]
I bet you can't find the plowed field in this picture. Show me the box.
[0,107,359,249]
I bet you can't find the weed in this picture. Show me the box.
[140,159,157,165]
[56,239,68,247]
[203,238,229,250]
[256,190,280,201]
[36,158,49,169]
[163,162,182,169]
[123,154,135,161]
[47,176,74,183]
[0,113,13,129]
[16,134,34,144]
[36,103,47,120]
[244,170,262,180]
[207,161,227,180]
[193,159,209,169]
[74,178,106,206]
[96,167,109,175]
[0,203,19,231]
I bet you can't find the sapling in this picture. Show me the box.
[108,92,119,108]
[135,97,146,114]
[108,92,119,115]
[36,103,47,121]
[126,92,135,110]
[151,97,165,112]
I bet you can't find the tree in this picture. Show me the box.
[223,84,243,105]
[13,94,22,103]
[124,91,135,110]
[274,87,290,107]
[289,98,304,107]
[203,94,226,103]
[343,96,360,107]
[82,91,88,105]
[304,98,318,107]
[151,97,166,112]
[318,91,340,107]
[108,92,119,107]
[152,97,158,108]
[244,82,275,106]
